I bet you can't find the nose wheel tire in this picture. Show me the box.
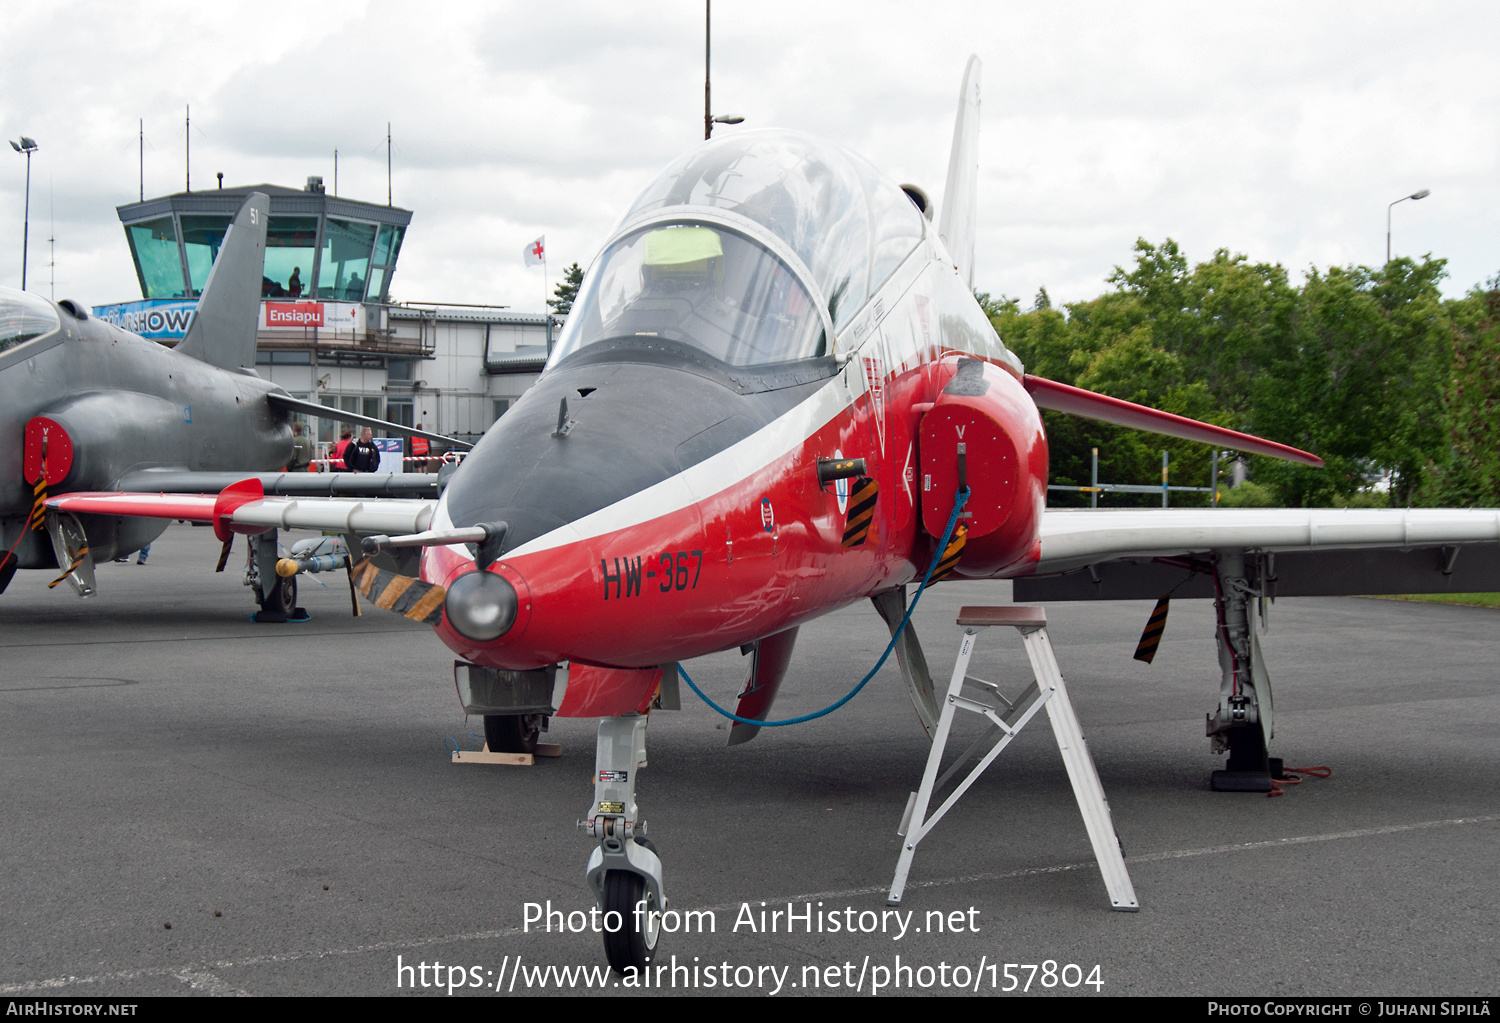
[602,837,662,974]
[484,713,543,754]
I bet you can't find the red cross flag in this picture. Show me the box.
[523,236,546,267]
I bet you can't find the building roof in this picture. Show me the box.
[118,184,412,227]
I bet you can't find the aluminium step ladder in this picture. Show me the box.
[887,605,1138,911]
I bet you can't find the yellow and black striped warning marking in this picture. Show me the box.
[928,524,968,583]
[28,475,48,531]
[1134,596,1170,663]
[354,560,447,625]
[47,546,88,590]
[841,476,879,548]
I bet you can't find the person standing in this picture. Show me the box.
[288,421,313,472]
[331,427,353,471]
[344,426,381,473]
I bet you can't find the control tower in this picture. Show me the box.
[98,178,551,450]
[115,176,410,304]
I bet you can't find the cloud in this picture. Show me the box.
[2,0,1496,309]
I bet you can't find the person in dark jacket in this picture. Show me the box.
[344,427,381,473]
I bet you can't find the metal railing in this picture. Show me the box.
[1046,448,1222,509]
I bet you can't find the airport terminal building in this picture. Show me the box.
[95,178,550,452]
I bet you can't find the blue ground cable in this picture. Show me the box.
[678,485,971,728]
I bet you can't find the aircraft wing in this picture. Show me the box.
[1014,507,1500,601]
[266,393,474,449]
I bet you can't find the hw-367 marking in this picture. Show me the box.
[600,550,704,600]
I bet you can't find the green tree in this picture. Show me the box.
[974,290,1017,319]
[984,241,1455,509]
[548,262,585,316]
[1419,277,1500,506]
[1250,257,1450,506]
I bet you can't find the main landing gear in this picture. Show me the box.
[1207,549,1277,792]
[246,529,308,623]
[583,713,666,974]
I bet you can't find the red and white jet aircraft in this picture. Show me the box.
[48,58,1500,971]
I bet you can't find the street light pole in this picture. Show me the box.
[703,1,745,140]
[1386,188,1430,264]
[704,0,711,140]
[9,137,38,291]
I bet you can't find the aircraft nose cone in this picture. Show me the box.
[444,569,518,642]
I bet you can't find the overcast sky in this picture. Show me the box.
[2,1,1496,314]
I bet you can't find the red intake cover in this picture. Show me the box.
[919,402,1019,539]
[23,418,74,486]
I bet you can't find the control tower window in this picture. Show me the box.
[126,217,188,299]
[181,215,232,296]
[367,225,404,303]
[317,218,377,301]
[262,217,319,299]
[374,225,401,266]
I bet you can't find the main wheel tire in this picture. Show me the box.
[601,856,661,975]
[256,574,297,620]
[484,713,542,754]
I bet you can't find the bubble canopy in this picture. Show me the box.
[549,130,925,371]
[548,222,827,368]
[0,288,60,354]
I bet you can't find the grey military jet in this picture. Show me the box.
[0,192,463,619]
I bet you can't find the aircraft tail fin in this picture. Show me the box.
[938,55,982,289]
[175,192,268,371]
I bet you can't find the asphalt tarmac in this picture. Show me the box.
[1,523,1496,998]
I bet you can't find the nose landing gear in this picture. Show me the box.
[583,714,666,974]
[484,712,544,754]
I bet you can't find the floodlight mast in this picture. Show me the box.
[10,136,38,290]
[1386,188,1430,264]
